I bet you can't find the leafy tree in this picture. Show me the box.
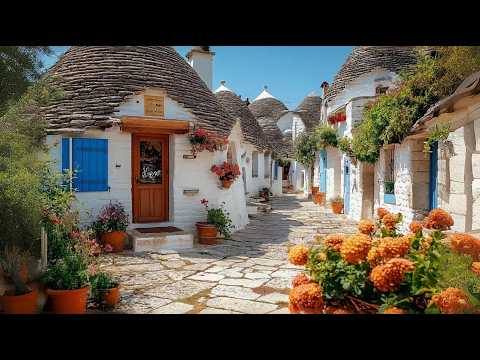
[0,46,53,115]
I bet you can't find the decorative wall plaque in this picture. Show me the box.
[144,95,165,117]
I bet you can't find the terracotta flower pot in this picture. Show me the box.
[222,179,233,189]
[196,222,218,245]
[312,194,318,204]
[314,192,326,206]
[312,187,319,196]
[99,286,120,307]
[331,202,344,214]
[46,287,89,314]
[101,231,126,252]
[0,289,38,314]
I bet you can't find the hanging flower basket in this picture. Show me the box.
[211,162,241,189]
[189,128,229,156]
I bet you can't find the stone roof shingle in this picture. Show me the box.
[214,90,270,150]
[325,46,418,103]
[42,46,236,135]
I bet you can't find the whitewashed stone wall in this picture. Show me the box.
[46,91,252,235]
[373,140,429,232]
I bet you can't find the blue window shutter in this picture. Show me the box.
[72,138,108,192]
[61,138,70,173]
[274,160,278,179]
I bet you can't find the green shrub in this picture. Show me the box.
[314,124,338,149]
[293,131,318,167]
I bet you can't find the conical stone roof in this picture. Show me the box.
[214,84,270,151]
[325,46,418,103]
[294,94,322,131]
[41,46,235,135]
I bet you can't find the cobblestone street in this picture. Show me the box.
[98,194,358,314]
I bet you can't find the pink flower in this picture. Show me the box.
[103,244,113,253]
[88,264,97,276]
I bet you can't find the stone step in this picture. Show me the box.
[129,228,194,253]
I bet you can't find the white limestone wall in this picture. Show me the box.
[277,113,295,134]
[290,161,306,193]
[240,143,270,199]
[45,91,250,235]
[472,116,480,231]
[291,115,306,142]
[271,165,283,196]
[325,147,343,201]
[373,141,429,232]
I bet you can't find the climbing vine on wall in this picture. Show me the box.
[350,46,480,164]
[423,123,451,155]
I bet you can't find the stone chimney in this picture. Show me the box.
[321,81,329,98]
[186,46,215,90]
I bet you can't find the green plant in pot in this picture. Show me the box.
[0,245,38,314]
[41,238,92,314]
[196,199,234,244]
[91,271,120,309]
[92,201,129,253]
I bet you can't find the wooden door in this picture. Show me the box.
[132,134,169,223]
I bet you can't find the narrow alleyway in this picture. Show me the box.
[98,194,358,314]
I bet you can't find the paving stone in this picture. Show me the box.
[268,307,290,314]
[265,277,291,290]
[188,273,225,282]
[206,297,278,314]
[270,269,302,278]
[219,278,268,288]
[251,258,284,267]
[162,260,187,269]
[218,268,244,278]
[150,302,194,314]
[183,263,212,271]
[198,307,242,314]
[115,295,171,314]
[244,272,271,279]
[210,285,261,300]
[143,280,214,300]
[204,265,228,273]
[257,293,289,304]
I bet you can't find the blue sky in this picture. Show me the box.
[44,46,353,109]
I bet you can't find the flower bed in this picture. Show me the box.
[288,208,480,314]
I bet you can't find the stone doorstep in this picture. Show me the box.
[129,229,194,253]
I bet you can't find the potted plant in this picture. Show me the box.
[330,196,344,214]
[210,161,241,189]
[92,201,129,252]
[0,246,38,314]
[196,199,233,244]
[91,271,120,308]
[189,128,229,156]
[259,187,272,202]
[41,241,91,314]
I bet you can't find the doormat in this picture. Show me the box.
[135,226,183,234]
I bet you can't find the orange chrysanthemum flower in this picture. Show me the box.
[340,234,371,264]
[383,307,406,314]
[382,213,399,231]
[423,208,454,231]
[289,283,324,314]
[430,288,472,314]
[409,221,423,234]
[367,236,411,266]
[471,262,480,275]
[324,234,346,252]
[288,245,310,266]
[377,207,390,220]
[358,219,375,235]
[292,273,311,288]
[449,233,480,261]
[370,258,415,292]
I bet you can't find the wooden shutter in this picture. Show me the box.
[61,138,70,173]
[71,138,108,192]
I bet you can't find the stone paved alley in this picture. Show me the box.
[97,194,358,314]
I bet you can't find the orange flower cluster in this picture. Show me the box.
[377,208,390,220]
[323,234,346,252]
[370,258,415,292]
[367,236,411,266]
[430,288,472,314]
[324,306,351,314]
[340,234,372,264]
[358,219,375,235]
[449,233,480,261]
[471,262,480,275]
[288,245,310,266]
[419,235,433,254]
[383,307,406,314]
[289,283,324,314]
[382,213,400,231]
[409,221,423,234]
[292,273,311,288]
[423,208,454,231]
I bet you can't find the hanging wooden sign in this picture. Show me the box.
[144,95,165,117]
